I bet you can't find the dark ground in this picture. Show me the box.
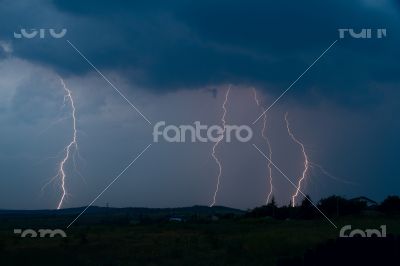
[0,206,399,265]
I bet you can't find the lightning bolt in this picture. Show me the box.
[284,112,309,207]
[210,85,231,207]
[309,162,358,186]
[54,78,78,209]
[252,88,274,204]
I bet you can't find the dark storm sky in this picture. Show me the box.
[0,0,399,209]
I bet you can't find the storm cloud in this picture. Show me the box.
[0,0,399,104]
[0,0,399,209]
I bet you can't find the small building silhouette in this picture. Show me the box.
[350,196,378,208]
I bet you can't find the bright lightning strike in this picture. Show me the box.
[55,78,78,209]
[210,85,231,207]
[252,88,273,205]
[284,112,309,207]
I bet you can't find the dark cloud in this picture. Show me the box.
[0,0,398,106]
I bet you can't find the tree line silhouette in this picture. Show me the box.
[246,195,400,219]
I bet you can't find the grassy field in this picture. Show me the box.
[1,214,399,265]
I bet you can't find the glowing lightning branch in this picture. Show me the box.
[252,88,273,204]
[310,162,358,186]
[284,112,309,207]
[210,86,231,207]
[55,78,78,209]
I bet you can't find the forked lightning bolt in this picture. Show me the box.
[56,78,78,209]
[252,88,273,204]
[284,112,309,207]
[210,86,231,207]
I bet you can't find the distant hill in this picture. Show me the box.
[0,205,244,219]
[0,205,245,228]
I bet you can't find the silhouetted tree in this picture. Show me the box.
[299,195,315,219]
[268,196,277,208]
[379,195,400,214]
[318,195,366,216]
[268,196,277,217]
[301,195,312,208]
[246,196,278,218]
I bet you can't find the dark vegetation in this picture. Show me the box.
[0,195,399,266]
[246,195,400,219]
[277,236,400,266]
